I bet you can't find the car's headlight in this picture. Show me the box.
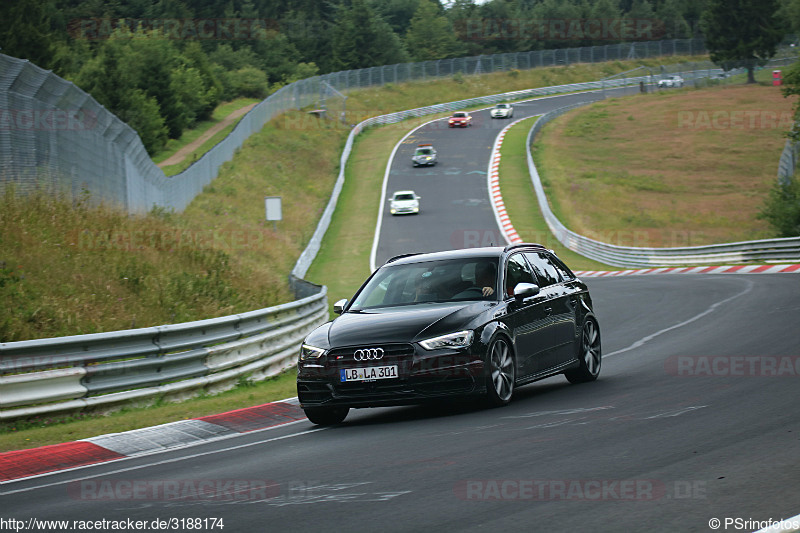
[299,344,326,360]
[419,330,474,351]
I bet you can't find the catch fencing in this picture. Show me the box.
[0,38,710,214]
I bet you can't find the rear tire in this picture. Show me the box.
[485,337,515,407]
[303,406,349,426]
[565,318,601,384]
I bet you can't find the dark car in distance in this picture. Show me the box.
[297,244,601,425]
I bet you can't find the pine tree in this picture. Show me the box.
[701,0,785,83]
[405,0,466,61]
[331,0,409,71]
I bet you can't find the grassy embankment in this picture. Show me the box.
[495,118,611,271]
[531,81,794,247]
[1,54,714,451]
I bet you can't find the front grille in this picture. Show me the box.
[328,343,414,368]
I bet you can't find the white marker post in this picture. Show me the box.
[265,196,282,231]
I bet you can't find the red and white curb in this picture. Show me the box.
[0,399,306,483]
[575,264,800,277]
[487,118,800,276]
[487,116,536,245]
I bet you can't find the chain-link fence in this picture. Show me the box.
[0,37,784,214]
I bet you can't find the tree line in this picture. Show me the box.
[0,0,795,154]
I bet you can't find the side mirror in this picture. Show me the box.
[513,283,540,302]
[333,299,348,314]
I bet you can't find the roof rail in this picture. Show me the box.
[386,252,422,264]
[503,242,545,253]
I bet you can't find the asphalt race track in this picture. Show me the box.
[2,89,800,532]
[3,274,799,531]
[375,90,601,266]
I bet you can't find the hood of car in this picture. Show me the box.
[391,199,418,207]
[326,302,492,347]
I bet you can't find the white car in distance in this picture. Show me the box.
[389,190,421,215]
[490,103,514,119]
[658,75,685,88]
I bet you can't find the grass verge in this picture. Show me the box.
[533,82,795,246]
[304,126,411,308]
[498,118,612,271]
[0,109,348,342]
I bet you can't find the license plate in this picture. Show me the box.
[340,365,398,382]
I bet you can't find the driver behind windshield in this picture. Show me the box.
[451,261,496,299]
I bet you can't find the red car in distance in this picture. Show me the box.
[448,111,472,128]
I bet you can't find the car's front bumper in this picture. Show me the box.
[297,346,486,408]
[390,206,419,215]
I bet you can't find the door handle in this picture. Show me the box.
[544,307,553,315]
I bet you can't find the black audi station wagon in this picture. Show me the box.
[297,244,601,425]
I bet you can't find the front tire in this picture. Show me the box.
[486,336,515,407]
[565,318,601,384]
[303,406,349,425]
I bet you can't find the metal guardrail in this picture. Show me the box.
[778,138,799,186]
[0,284,328,421]
[292,75,667,279]
[524,100,800,268]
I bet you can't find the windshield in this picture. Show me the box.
[496,104,509,109]
[393,193,416,201]
[350,257,500,311]
[415,148,432,155]
[453,113,466,117]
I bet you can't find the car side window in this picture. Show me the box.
[505,254,535,297]
[524,252,562,287]
[547,254,575,281]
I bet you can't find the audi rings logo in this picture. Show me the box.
[353,348,384,361]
